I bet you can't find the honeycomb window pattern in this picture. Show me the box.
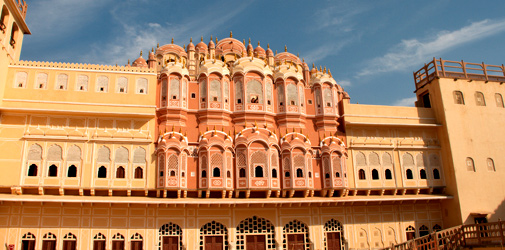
[282,220,311,250]
[235,216,275,250]
[199,221,229,250]
[159,223,183,250]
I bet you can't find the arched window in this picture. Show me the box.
[433,224,442,232]
[335,172,340,178]
[162,79,168,103]
[67,165,77,177]
[283,220,310,250]
[246,79,263,104]
[134,167,143,179]
[296,168,303,178]
[419,169,427,179]
[372,169,379,180]
[115,147,129,164]
[42,232,57,250]
[453,91,464,104]
[358,169,366,180]
[98,166,107,178]
[93,233,106,250]
[272,168,277,178]
[227,171,231,178]
[385,169,392,179]
[116,76,128,93]
[130,233,143,250]
[419,225,429,237]
[209,80,221,102]
[325,173,330,179]
[28,164,38,176]
[213,167,221,177]
[96,76,109,92]
[324,219,344,250]
[487,158,496,171]
[235,81,243,104]
[236,216,275,250]
[495,93,504,108]
[22,232,36,250]
[116,166,125,178]
[239,168,246,178]
[255,166,264,177]
[475,92,486,106]
[433,169,440,179]
[285,171,290,177]
[202,170,207,178]
[466,157,475,172]
[199,221,228,250]
[159,223,183,250]
[111,233,125,250]
[406,226,415,240]
[136,78,148,94]
[97,146,110,163]
[406,169,413,179]
[48,164,58,177]
[170,78,180,100]
[77,75,88,91]
[286,83,298,105]
[56,74,68,90]
[170,170,176,177]
[63,233,77,250]
[36,73,48,89]
[15,71,27,88]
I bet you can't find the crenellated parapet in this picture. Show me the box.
[10,60,156,73]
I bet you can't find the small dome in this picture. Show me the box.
[187,38,195,51]
[132,56,147,67]
[216,37,246,57]
[208,36,215,49]
[157,44,188,57]
[254,42,266,58]
[196,37,208,53]
[266,44,273,57]
[148,50,155,60]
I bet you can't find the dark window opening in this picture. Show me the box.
[372,169,379,180]
[120,88,124,93]
[18,83,23,87]
[280,102,283,106]
[48,165,58,177]
[28,164,38,176]
[191,93,196,98]
[296,168,303,177]
[213,97,218,101]
[39,84,43,88]
[325,173,330,179]
[201,170,207,178]
[227,171,231,178]
[290,101,295,105]
[335,172,340,178]
[420,169,427,179]
[267,100,271,105]
[433,169,440,179]
[237,99,242,104]
[308,171,312,178]
[285,171,290,177]
[67,165,77,177]
[272,169,277,178]
[201,98,205,102]
[80,86,84,90]
[159,171,164,177]
[326,102,331,107]
[239,168,246,178]
[139,89,144,93]
[406,169,413,179]
[255,166,263,177]
[22,240,36,250]
[213,167,221,177]
[98,166,107,178]
[134,167,143,179]
[385,169,392,179]
[225,99,228,103]
[308,100,312,104]
[170,170,176,177]
[59,85,64,90]
[422,93,431,108]
[419,226,429,237]
[100,87,104,92]
[358,169,366,180]
[116,166,125,178]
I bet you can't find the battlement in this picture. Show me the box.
[414,58,505,92]
[10,60,156,74]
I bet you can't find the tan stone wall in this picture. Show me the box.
[0,201,443,250]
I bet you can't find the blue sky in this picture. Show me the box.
[21,0,505,106]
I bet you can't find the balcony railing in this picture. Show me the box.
[414,58,505,92]
[381,220,505,250]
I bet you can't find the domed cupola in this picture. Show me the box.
[132,51,148,68]
[254,41,266,59]
[266,44,273,57]
[196,36,208,54]
[187,37,195,51]
[208,36,215,49]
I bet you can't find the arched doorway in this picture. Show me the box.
[236,216,275,250]
[283,220,310,250]
[159,222,183,250]
[200,221,228,250]
[324,219,344,250]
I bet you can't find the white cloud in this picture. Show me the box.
[303,40,351,64]
[83,1,251,65]
[391,97,417,107]
[336,80,351,87]
[358,19,505,77]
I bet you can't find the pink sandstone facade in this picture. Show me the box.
[0,1,504,250]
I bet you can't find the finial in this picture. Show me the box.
[152,48,154,52]
[243,39,246,45]
[230,31,233,38]
[258,41,260,46]
[312,63,315,69]
[302,58,305,63]
[210,35,213,41]
[297,53,299,57]
[284,45,287,52]
[115,63,118,66]
[157,43,159,48]
[172,125,175,132]
[275,50,277,55]
[190,37,193,43]
[215,36,218,43]
[328,69,332,77]
[248,38,251,45]
[267,43,270,49]
[285,128,289,134]
[128,59,130,65]
[201,36,203,42]
[183,44,186,50]
[140,50,143,56]
[324,66,327,74]
[171,38,174,44]
[319,66,322,72]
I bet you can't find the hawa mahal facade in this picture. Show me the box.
[0,1,504,250]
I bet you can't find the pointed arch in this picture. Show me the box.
[236,216,275,250]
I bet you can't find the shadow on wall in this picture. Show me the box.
[490,198,505,222]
